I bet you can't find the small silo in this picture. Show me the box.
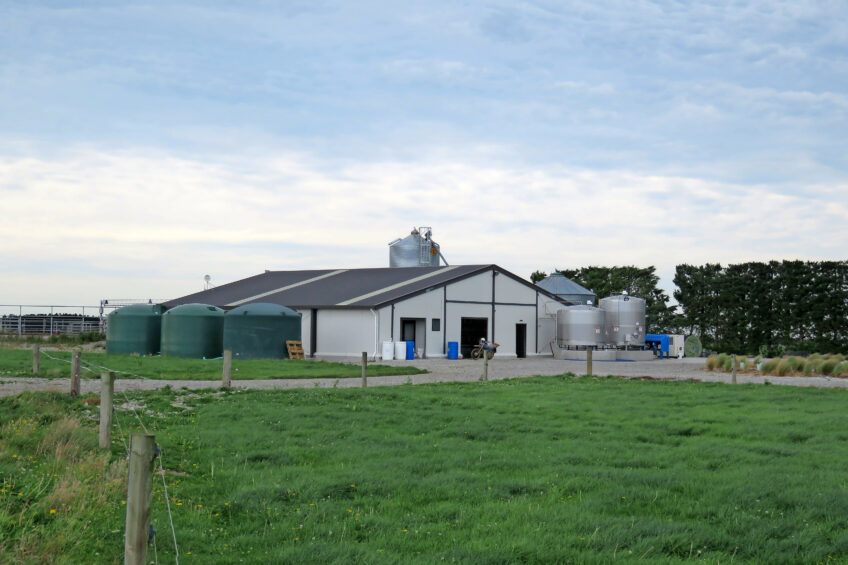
[160,304,225,358]
[106,304,165,355]
[388,227,445,267]
[599,293,646,348]
[556,305,606,348]
[223,303,302,360]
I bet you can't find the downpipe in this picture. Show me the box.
[371,308,379,361]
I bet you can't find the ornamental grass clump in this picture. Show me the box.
[802,360,817,376]
[705,354,720,371]
[775,359,791,377]
[760,358,779,375]
[788,357,805,372]
[819,359,839,376]
[836,361,848,377]
[717,353,730,370]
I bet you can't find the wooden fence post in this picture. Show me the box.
[361,352,368,388]
[125,434,155,565]
[100,372,114,449]
[481,350,489,381]
[731,354,737,385]
[587,349,593,376]
[222,350,232,388]
[32,345,40,374]
[70,352,81,397]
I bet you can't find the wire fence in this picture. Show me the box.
[55,353,182,563]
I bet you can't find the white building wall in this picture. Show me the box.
[389,290,445,358]
[536,295,565,354]
[315,309,375,357]
[494,274,535,304]
[296,309,312,355]
[446,272,493,302]
[444,301,491,354]
[494,304,537,357]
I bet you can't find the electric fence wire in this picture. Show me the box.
[47,351,180,562]
[112,406,130,458]
[40,351,72,365]
[157,448,180,565]
[117,384,179,563]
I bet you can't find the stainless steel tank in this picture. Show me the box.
[389,227,442,267]
[600,294,646,347]
[556,305,606,348]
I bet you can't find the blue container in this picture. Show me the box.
[406,341,415,360]
[447,341,459,360]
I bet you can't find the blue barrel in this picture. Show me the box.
[406,341,415,360]
[447,341,459,360]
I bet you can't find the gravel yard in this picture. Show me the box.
[1,355,846,397]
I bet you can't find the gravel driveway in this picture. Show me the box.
[1,356,846,397]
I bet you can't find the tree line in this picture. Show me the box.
[532,260,848,355]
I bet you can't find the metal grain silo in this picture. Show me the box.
[600,293,646,347]
[556,306,606,348]
[106,304,165,355]
[223,303,302,360]
[160,303,225,358]
[389,227,445,267]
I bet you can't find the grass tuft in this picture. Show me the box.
[705,354,719,371]
[760,358,779,374]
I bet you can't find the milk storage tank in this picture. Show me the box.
[599,294,646,347]
[556,306,606,348]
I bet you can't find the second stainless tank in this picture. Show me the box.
[556,305,606,348]
[600,293,646,347]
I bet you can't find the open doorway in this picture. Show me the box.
[516,323,527,358]
[400,318,427,358]
[460,317,488,359]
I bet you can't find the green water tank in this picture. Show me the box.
[224,303,302,360]
[106,304,165,355]
[161,304,225,358]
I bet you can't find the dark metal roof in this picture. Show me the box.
[536,273,595,297]
[163,265,568,310]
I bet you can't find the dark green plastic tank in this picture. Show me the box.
[223,303,302,360]
[106,304,165,355]
[160,304,225,359]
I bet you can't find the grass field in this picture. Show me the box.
[2,377,848,564]
[0,347,425,380]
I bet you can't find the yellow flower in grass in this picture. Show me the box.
[49,509,57,514]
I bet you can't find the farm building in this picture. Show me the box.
[163,265,570,359]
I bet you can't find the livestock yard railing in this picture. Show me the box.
[0,300,170,336]
[0,305,103,335]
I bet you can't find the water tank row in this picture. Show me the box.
[106,303,302,359]
[556,294,646,348]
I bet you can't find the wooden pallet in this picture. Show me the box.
[286,340,305,359]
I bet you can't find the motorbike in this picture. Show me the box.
[471,341,500,360]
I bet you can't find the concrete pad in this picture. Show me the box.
[616,350,656,361]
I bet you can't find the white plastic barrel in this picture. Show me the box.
[382,340,394,360]
[394,341,407,360]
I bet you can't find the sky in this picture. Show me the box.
[1,0,847,310]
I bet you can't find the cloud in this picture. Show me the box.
[1,147,845,305]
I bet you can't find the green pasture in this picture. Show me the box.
[2,377,848,564]
[0,346,425,380]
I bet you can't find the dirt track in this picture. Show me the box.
[1,356,846,397]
